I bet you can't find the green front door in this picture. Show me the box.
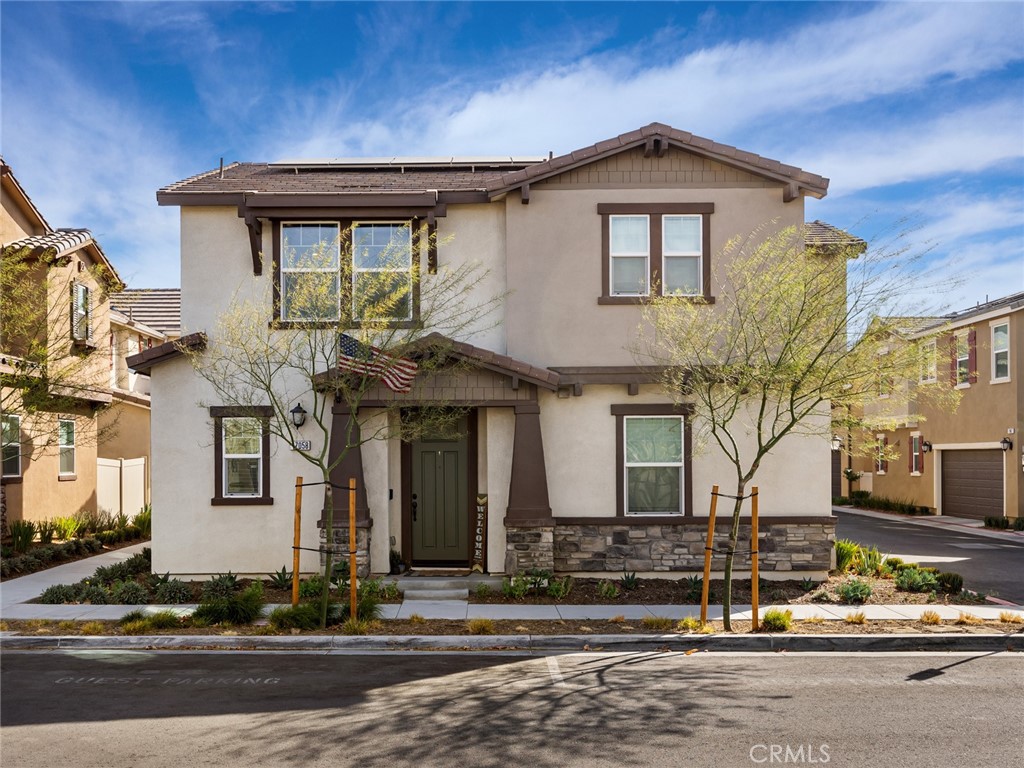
[411,435,469,564]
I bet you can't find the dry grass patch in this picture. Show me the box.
[408,613,426,624]
[845,611,866,625]
[641,616,674,631]
[466,618,495,635]
[919,610,942,625]
[801,615,826,625]
[954,612,983,625]
[999,611,1023,624]
[608,615,626,624]
[80,621,106,635]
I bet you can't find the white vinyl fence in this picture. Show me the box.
[97,457,147,517]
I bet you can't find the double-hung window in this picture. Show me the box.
[955,332,971,386]
[71,283,91,344]
[58,418,75,477]
[211,406,273,505]
[919,339,937,383]
[624,416,684,515]
[910,434,923,475]
[2,414,20,478]
[991,321,1009,382]
[599,204,714,304]
[280,223,341,321]
[278,221,415,323]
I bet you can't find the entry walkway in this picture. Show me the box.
[2,542,1021,622]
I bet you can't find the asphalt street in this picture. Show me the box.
[834,510,1024,604]
[2,649,1022,768]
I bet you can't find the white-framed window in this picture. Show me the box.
[351,221,414,322]
[624,416,684,515]
[609,215,650,296]
[955,332,970,386]
[991,321,1010,382]
[58,418,75,476]
[662,215,703,296]
[222,417,263,497]
[71,282,91,343]
[280,222,341,321]
[2,414,21,477]
[874,434,888,475]
[919,338,937,383]
[910,433,922,475]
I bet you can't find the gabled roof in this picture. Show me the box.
[486,122,829,201]
[1,158,50,233]
[414,332,560,390]
[2,228,123,288]
[157,122,829,204]
[112,288,182,337]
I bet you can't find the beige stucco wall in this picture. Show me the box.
[541,385,831,518]
[504,184,803,367]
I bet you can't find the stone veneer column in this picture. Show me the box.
[504,403,554,574]
[319,402,371,577]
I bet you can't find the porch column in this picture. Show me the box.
[321,402,371,576]
[505,402,554,574]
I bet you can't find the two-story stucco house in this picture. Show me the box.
[133,123,840,579]
[1,160,122,526]
[852,291,1023,519]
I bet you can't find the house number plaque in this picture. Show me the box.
[471,494,488,573]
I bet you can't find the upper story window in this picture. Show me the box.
[2,414,20,478]
[919,339,937,383]
[71,283,92,345]
[58,418,75,476]
[991,321,1009,382]
[953,330,975,387]
[874,434,888,474]
[278,221,414,324]
[598,203,714,305]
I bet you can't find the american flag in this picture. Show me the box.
[337,334,418,393]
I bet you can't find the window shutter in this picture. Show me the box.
[908,439,914,472]
[919,438,925,474]
[86,287,93,343]
[882,436,889,473]
[967,328,977,384]
[949,335,957,386]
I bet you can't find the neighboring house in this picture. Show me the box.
[852,292,1023,519]
[132,122,840,579]
[95,289,181,517]
[1,159,121,526]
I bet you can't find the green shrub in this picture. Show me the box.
[111,581,150,605]
[936,572,964,594]
[800,577,816,593]
[77,584,110,605]
[201,572,239,601]
[837,578,873,604]
[831,496,850,506]
[546,576,573,600]
[298,574,325,600]
[123,551,151,575]
[193,582,265,625]
[682,575,703,601]
[118,609,149,625]
[474,583,492,598]
[9,520,35,553]
[854,545,884,576]
[83,537,103,553]
[526,568,552,592]
[269,603,322,630]
[350,591,383,622]
[124,524,141,541]
[896,567,938,593]
[598,580,620,599]
[53,516,82,541]
[39,584,78,604]
[132,505,152,538]
[850,490,871,503]
[339,617,370,635]
[501,576,530,599]
[1015,517,1024,531]
[268,566,293,590]
[120,619,151,635]
[146,610,184,630]
[834,539,860,572]
[33,545,56,564]
[359,577,384,598]
[761,608,793,632]
[984,516,1011,529]
[155,579,193,604]
[619,571,639,591]
[379,582,401,601]
[36,519,57,545]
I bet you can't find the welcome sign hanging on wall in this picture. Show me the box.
[471,494,488,572]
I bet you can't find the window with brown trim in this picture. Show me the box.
[611,403,693,516]
[598,203,714,305]
[211,406,273,505]
[2,414,21,478]
[274,220,420,326]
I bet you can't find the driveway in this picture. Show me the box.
[834,509,1024,604]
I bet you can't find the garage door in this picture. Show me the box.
[941,450,1003,518]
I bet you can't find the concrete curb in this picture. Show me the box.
[2,632,1021,653]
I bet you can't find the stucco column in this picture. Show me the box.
[506,403,553,523]
[325,402,370,526]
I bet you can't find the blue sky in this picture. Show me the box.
[2,1,1022,311]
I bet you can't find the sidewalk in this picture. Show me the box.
[1,543,1021,622]
[835,505,1024,542]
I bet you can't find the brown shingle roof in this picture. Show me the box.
[415,332,560,390]
[804,220,866,248]
[112,289,182,337]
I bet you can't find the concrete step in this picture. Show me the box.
[402,588,469,601]
[396,577,503,593]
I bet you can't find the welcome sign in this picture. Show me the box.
[471,494,488,572]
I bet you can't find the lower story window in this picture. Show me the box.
[211,407,273,505]
[58,418,75,476]
[2,414,21,477]
[624,416,684,515]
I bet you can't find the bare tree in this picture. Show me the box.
[640,223,959,630]
[183,223,501,626]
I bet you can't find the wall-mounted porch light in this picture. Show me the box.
[290,403,307,428]
[831,435,843,451]
[921,441,933,453]
[1000,437,1013,452]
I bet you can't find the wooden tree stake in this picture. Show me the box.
[349,477,358,621]
[700,485,719,625]
[751,486,759,632]
[292,477,302,607]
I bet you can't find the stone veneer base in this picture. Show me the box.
[320,526,371,578]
